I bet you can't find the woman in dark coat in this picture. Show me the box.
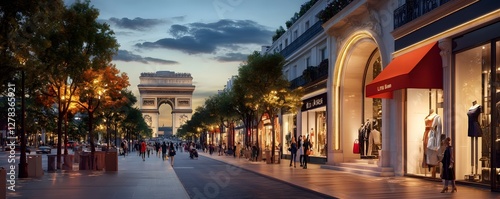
[440,137,456,193]
[169,142,176,166]
[289,137,298,168]
[161,142,168,161]
[302,136,310,169]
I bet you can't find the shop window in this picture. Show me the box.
[406,88,443,177]
[454,42,493,184]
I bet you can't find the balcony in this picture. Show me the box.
[279,21,324,58]
[289,59,328,90]
[394,0,452,29]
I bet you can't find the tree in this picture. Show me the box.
[75,65,128,169]
[34,0,119,169]
[0,0,65,178]
[233,52,302,163]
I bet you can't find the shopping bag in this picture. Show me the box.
[353,139,360,154]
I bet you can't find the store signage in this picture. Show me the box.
[377,83,392,92]
[302,93,327,111]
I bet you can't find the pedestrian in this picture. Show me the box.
[302,136,310,169]
[123,140,128,156]
[289,137,298,168]
[120,141,126,157]
[161,141,168,161]
[169,142,176,166]
[233,144,237,158]
[156,142,161,158]
[147,143,153,158]
[298,135,303,167]
[140,140,147,161]
[251,144,258,161]
[440,137,456,193]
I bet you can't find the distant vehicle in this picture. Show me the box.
[36,146,52,154]
[67,141,78,149]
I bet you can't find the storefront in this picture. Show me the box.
[300,92,327,158]
[328,32,386,166]
[366,41,444,178]
[372,0,500,190]
[451,22,500,188]
[281,113,296,155]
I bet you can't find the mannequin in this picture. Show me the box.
[367,120,381,156]
[358,124,365,156]
[363,119,371,156]
[467,100,482,177]
[422,109,437,168]
[426,109,442,178]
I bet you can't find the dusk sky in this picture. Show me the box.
[65,0,309,126]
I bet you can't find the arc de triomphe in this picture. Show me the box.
[138,71,195,137]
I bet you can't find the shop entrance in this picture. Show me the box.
[336,37,382,163]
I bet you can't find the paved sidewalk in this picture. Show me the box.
[4,152,189,199]
[200,152,500,199]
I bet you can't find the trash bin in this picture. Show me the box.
[79,152,89,170]
[27,155,43,177]
[63,155,74,171]
[0,168,6,199]
[74,150,80,163]
[265,150,271,164]
[105,150,118,171]
[47,155,56,172]
[274,150,280,164]
[95,151,106,170]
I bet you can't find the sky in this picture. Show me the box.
[65,0,309,126]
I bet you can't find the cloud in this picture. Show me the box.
[135,19,273,54]
[113,50,178,65]
[215,52,248,62]
[109,17,164,30]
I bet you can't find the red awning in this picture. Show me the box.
[365,42,443,98]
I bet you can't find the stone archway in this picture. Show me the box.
[138,71,195,138]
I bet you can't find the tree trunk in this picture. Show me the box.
[88,109,95,170]
[57,105,63,170]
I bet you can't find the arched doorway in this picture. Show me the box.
[332,32,383,163]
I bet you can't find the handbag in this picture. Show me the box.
[306,149,312,155]
[437,146,445,162]
[353,139,360,154]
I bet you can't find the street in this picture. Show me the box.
[173,151,334,199]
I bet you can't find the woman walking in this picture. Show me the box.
[289,137,298,168]
[169,142,176,166]
[161,142,168,161]
[298,135,303,167]
[140,140,146,161]
[302,136,310,169]
[440,137,456,193]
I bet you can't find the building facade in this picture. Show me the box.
[270,0,500,191]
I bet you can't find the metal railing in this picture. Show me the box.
[289,59,328,89]
[394,0,452,29]
[280,21,324,58]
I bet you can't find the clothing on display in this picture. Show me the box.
[358,119,380,157]
[367,129,381,156]
[358,120,372,156]
[467,101,482,178]
[422,110,442,167]
[467,102,482,137]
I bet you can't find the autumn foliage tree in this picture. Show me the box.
[34,0,118,169]
[75,65,129,169]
